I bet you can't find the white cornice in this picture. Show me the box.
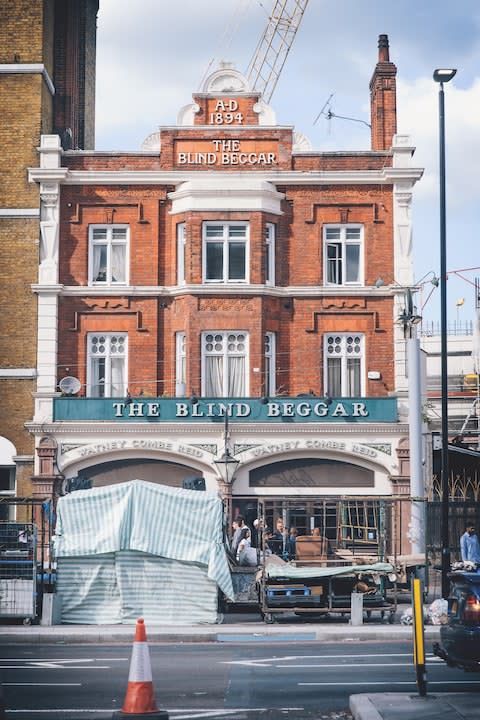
[0,368,36,379]
[58,283,400,298]
[0,209,40,217]
[28,168,69,184]
[0,63,55,95]
[26,168,424,187]
[26,421,409,436]
[168,177,284,215]
[31,284,64,295]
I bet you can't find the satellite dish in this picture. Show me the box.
[59,376,81,395]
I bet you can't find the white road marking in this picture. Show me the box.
[299,680,479,686]
[223,652,440,668]
[3,708,303,717]
[0,657,127,662]
[0,664,110,669]
[4,683,82,687]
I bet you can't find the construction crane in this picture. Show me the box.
[246,0,309,103]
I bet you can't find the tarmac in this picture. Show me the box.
[0,613,479,720]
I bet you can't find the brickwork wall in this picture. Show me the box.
[0,75,45,206]
[0,220,39,369]
[0,382,35,457]
[56,175,395,402]
[0,1,45,63]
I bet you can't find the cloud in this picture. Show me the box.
[398,76,480,208]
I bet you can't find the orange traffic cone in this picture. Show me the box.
[113,618,169,719]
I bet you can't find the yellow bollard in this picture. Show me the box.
[412,578,427,696]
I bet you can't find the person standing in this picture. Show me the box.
[460,525,480,563]
[231,515,247,557]
[268,518,289,557]
[289,526,298,558]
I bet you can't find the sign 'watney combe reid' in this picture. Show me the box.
[53,397,398,423]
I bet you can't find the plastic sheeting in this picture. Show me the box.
[264,560,395,580]
[54,480,234,624]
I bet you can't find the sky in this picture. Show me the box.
[94,0,480,327]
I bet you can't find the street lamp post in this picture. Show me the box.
[433,68,456,599]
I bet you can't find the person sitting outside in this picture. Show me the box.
[460,525,480,564]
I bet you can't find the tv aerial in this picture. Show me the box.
[59,376,81,395]
[314,93,371,129]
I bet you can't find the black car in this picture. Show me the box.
[433,569,480,672]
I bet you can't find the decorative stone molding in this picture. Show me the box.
[39,185,60,284]
[202,63,250,94]
[36,436,58,477]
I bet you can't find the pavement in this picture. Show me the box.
[1,612,479,720]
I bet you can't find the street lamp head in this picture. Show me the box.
[433,68,457,83]
[214,448,240,484]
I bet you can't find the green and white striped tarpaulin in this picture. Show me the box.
[54,480,233,624]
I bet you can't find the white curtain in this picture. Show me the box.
[91,358,105,397]
[327,358,341,396]
[92,245,102,282]
[205,356,223,396]
[111,245,125,283]
[228,356,245,396]
[111,358,125,397]
[346,358,361,396]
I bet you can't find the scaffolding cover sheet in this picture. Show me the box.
[265,560,394,580]
[54,480,233,603]
[56,552,219,625]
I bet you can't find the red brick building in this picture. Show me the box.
[28,36,423,554]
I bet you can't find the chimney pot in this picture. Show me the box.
[378,34,390,62]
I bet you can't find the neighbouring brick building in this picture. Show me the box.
[0,0,99,515]
[26,34,425,555]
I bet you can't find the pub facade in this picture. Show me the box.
[28,36,423,554]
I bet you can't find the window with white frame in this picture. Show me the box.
[264,332,276,396]
[175,331,186,396]
[324,334,364,397]
[176,222,186,285]
[87,333,127,397]
[324,225,363,285]
[265,223,275,285]
[89,225,128,285]
[203,222,248,283]
[202,332,248,396]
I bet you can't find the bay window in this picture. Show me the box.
[324,333,364,396]
[89,225,128,285]
[176,222,186,285]
[175,331,186,396]
[265,223,275,285]
[87,333,127,397]
[202,331,248,396]
[265,332,276,396]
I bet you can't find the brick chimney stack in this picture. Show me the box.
[369,34,397,151]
